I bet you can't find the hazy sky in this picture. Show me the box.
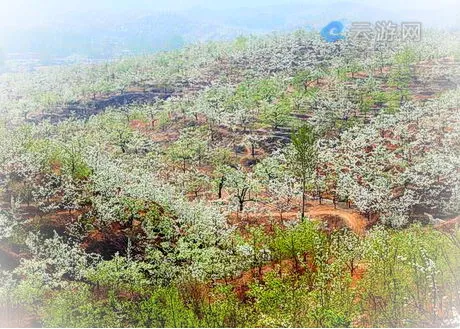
[0,0,458,29]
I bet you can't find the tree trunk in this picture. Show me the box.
[218,177,224,199]
[301,179,306,221]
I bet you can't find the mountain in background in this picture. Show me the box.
[0,1,458,70]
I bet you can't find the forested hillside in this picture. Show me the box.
[3,0,455,67]
[0,29,459,327]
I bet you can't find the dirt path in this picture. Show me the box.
[308,204,367,234]
[230,201,368,235]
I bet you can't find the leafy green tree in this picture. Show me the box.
[260,95,292,129]
[210,148,235,199]
[167,133,208,173]
[226,165,260,212]
[42,283,122,327]
[288,124,318,220]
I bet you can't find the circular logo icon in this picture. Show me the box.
[320,21,345,42]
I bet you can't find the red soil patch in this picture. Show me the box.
[308,203,367,235]
[229,201,367,235]
[81,222,130,260]
[435,216,460,233]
